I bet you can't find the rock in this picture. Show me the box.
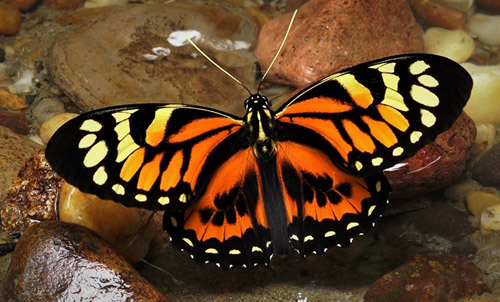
[444,180,482,203]
[58,182,157,262]
[473,123,497,155]
[440,0,474,12]
[255,0,423,88]
[47,3,258,115]
[468,14,500,46]
[364,252,490,302]
[477,0,500,13]
[0,125,42,201]
[386,112,476,199]
[466,191,500,217]
[0,89,27,111]
[0,151,61,236]
[3,0,39,11]
[423,28,474,63]
[1,221,170,302]
[472,143,500,189]
[481,204,500,231]
[0,111,30,135]
[462,63,500,125]
[44,0,86,10]
[408,0,467,30]
[0,3,21,36]
[84,0,126,8]
[31,97,65,124]
[39,112,78,144]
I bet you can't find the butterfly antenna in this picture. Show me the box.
[257,9,298,93]
[184,35,252,96]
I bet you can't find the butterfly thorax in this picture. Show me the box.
[244,94,277,161]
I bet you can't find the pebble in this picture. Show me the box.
[444,180,482,202]
[0,111,30,135]
[473,123,497,155]
[477,0,500,13]
[47,3,258,115]
[386,113,476,199]
[31,97,66,124]
[468,13,500,46]
[255,0,423,88]
[408,0,467,30]
[39,112,78,144]
[441,0,474,12]
[1,221,170,302]
[481,204,500,231]
[0,89,27,111]
[364,252,490,302]
[0,3,21,36]
[472,142,500,189]
[3,0,39,11]
[466,190,500,217]
[423,27,474,63]
[44,0,86,10]
[10,68,34,94]
[58,182,157,262]
[462,63,500,125]
[84,0,126,8]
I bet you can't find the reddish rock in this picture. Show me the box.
[387,113,476,199]
[2,221,170,302]
[255,0,423,88]
[364,252,490,302]
[409,0,466,30]
[0,3,21,35]
[0,111,30,135]
[476,0,500,13]
[3,0,39,11]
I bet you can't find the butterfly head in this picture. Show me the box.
[244,94,277,160]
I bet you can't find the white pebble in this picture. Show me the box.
[11,68,34,94]
[462,63,500,125]
[468,13,500,46]
[32,97,66,124]
[39,113,79,144]
[473,123,497,155]
[444,180,481,202]
[481,204,500,231]
[423,27,474,63]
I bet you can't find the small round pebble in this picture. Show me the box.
[444,180,481,202]
[466,190,500,217]
[31,97,66,124]
[0,88,27,111]
[39,112,78,144]
[472,142,500,189]
[0,3,21,35]
[468,13,500,46]
[481,204,500,231]
[409,0,466,30]
[473,123,497,155]
[423,27,474,63]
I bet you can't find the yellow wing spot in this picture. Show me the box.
[205,248,218,254]
[229,249,241,255]
[83,140,108,168]
[146,108,174,147]
[368,205,377,216]
[112,184,125,195]
[304,235,314,242]
[183,237,194,247]
[135,194,147,202]
[346,222,360,230]
[291,234,299,241]
[382,89,409,111]
[420,109,437,127]
[411,85,439,107]
[336,74,374,109]
[266,241,272,248]
[372,157,383,166]
[158,196,170,205]
[375,181,382,193]
[410,131,423,143]
[116,134,140,163]
[80,119,102,132]
[78,134,97,149]
[382,73,399,90]
[355,161,363,171]
[418,74,439,87]
[324,231,336,238]
[112,112,131,123]
[392,146,404,156]
[370,62,396,73]
[114,120,130,141]
[170,216,177,227]
[93,166,108,185]
[120,147,145,182]
[179,193,187,203]
[252,246,263,253]
[409,60,430,75]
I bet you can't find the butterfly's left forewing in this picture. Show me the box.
[46,104,245,211]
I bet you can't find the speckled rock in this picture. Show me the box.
[387,112,476,199]
[1,221,170,302]
[364,252,490,302]
[255,0,423,87]
[472,143,500,189]
[0,3,21,35]
[0,125,42,201]
[48,3,258,115]
[0,151,61,236]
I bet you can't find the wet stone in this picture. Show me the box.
[472,143,500,190]
[1,221,170,302]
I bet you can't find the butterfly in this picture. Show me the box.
[46,53,472,270]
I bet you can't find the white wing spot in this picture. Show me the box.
[324,231,336,238]
[392,146,404,156]
[304,235,314,242]
[135,194,147,202]
[409,60,430,75]
[84,140,108,168]
[205,248,218,254]
[372,157,383,167]
[114,120,130,141]
[179,193,187,203]
[93,166,108,185]
[368,205,377,216]
[375,181,382,193]
[420,109,436,128]
[411,85,439,107]
[158,196,170,205]
[346,222,359,230]
[355,161,363,171]
[112,183,125,195]
[251,246,263,253]
[290,234,299,241]
[183,237,194,247]
[418,74,439,87]
[80,119,102,132]
[410,131,423,143]
[229,249,241,255]
[78,134,97,149]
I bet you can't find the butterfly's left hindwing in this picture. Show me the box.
[46,104,245,211]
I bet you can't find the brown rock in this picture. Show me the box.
[472,142,500,189]
[0,89,27,111]
[2,221,170,302]
[476,0,500,13]
[0,3,21,35]
[409,0,466,30]
[48,3,258,115]
[0,111,30,135]
[3,0,39,11]
[44,0,86,11]
[255,0,423,88]
[364,252,490,302]
[387,112,476,199]
[0,125,42,201]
